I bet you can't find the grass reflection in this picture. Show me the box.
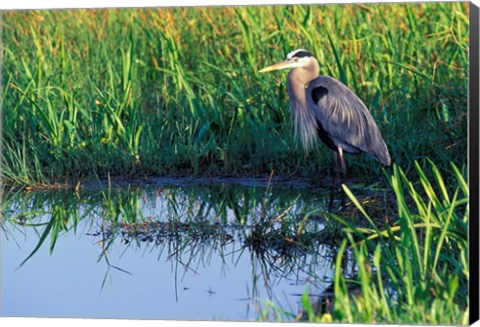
[2,181,341,305]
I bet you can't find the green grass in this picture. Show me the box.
[1,2,469,187]
[296,160,468,324]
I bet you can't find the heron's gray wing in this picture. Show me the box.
[307,76,391,166]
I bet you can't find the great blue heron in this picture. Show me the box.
[259,49,391,211]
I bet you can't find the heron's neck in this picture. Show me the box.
[290,66,319,86]
[287,64,319,106]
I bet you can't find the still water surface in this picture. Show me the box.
[1,180,337,321]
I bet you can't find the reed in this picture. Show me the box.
[1,2,468,187]
[299,161,468,324]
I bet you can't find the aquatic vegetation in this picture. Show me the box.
[297,161,469,324]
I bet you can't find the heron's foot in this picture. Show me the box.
[329,205,344,214]
[326,198,349,214]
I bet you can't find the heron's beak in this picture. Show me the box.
[258,61,294,73]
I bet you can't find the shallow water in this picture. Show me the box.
[1,180,339,321]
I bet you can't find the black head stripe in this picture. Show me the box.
[292,50,313,58]
[286,49,314,61]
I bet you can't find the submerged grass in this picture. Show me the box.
[1,2,469,187]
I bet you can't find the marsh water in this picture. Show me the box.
[1,178,346,321]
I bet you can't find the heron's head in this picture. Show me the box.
[258,49,317,73]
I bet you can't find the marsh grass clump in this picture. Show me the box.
[297,161,468,324]
[1,2,468,188]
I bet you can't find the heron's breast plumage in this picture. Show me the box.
[286,73,320,152]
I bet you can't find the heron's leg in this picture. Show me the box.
[329,151,340,212]
[338,147,346,208]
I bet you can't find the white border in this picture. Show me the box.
[0,0,477,10]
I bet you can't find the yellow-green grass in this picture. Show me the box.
[264,161,468,324]
[2,2,468,188]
